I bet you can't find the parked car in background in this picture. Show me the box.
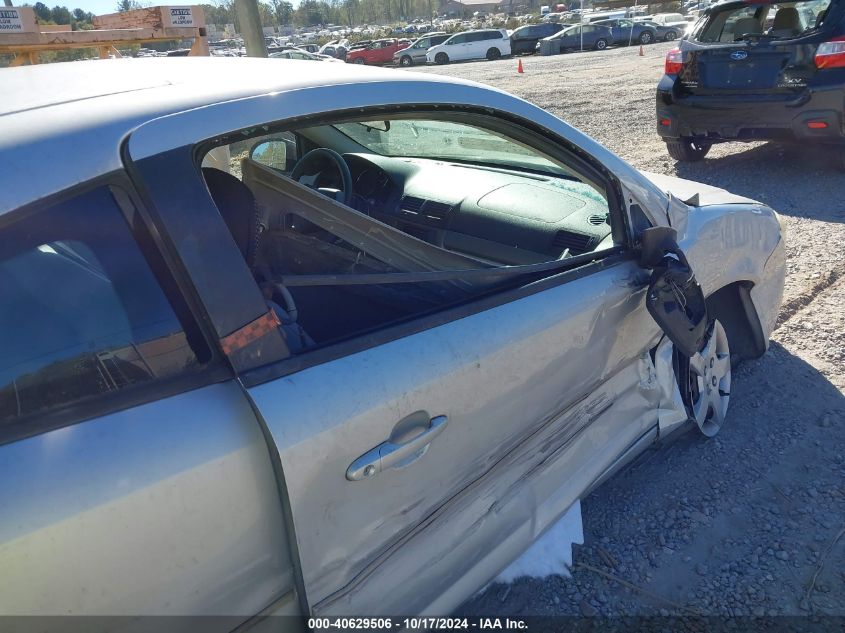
[542,11,564,22]
[270,49,344,62]
[651,12,690,33]
[510,22,564,54]
[657,0,845,165]
[637,19,683,41]
[346,38,404,65]
[538,23,614,52]
[394,32,450,66]
[594,18,657,45]
[427,29,511,63]
[585,10,627,23]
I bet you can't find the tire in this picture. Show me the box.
[486,47,501,60]
[676,320,732,437]
[664,30,678,41]
[435,52,449,65]
[639,30,654,45]
[353,57,365,64]
[665,137,712,162]
[399,55,413,67]
[594,38,608,50]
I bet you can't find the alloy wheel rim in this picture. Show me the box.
[687,320,731,437]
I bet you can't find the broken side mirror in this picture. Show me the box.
[640,227,708,357]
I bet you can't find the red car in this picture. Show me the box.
[346,38,405,65]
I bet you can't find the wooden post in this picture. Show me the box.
[235,0,268,57]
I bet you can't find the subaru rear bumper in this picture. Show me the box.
[656,78,845,144]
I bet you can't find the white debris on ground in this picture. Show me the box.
[495,501,584,583]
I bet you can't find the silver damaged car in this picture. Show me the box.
[0,58,785,626]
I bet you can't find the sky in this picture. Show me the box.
[59,1,216,18]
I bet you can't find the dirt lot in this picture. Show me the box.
[412,44,845,618]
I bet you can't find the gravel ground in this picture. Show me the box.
[410,44,845,619]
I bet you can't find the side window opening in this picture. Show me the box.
[0,187,205,425]
[198,114,619,355]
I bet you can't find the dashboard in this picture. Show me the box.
[341,153,613,266]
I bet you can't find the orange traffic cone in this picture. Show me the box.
[517,58,524,73]
[639,45,644,57]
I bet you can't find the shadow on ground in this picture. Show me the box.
[461,341,845,617]
[671,142,845,222]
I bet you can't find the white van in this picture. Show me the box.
[426,29,511,64]
[651,12,687,26]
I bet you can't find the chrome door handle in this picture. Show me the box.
[346,415,448,481]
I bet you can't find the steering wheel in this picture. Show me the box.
[290,148,354,206]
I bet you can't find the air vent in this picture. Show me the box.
[552,231,593,255]
[588,213,609,226]
[423,200,453,222]
[400,196,425,214]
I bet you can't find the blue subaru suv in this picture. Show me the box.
[656,0,845,166]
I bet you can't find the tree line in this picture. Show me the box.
[201,0,444,31]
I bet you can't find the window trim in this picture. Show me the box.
[0,172,233,446]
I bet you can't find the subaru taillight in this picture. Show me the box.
[815,36,845,69]
[665,48,684,74]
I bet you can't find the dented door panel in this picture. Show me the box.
[247,258,664,615]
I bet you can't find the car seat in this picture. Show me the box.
[730,17,762,40]
[202,167,314,351]
[769,7,802,37]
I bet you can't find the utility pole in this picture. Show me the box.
[236,0,268,57]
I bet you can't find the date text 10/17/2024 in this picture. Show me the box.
[308,618,529,630]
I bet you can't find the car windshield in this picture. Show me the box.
[334,119,571,175]
[694,0,831,42]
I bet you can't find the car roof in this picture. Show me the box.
[0,57,478,214]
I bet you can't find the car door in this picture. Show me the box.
[230,124,667,614]
[462,32,483,59]
[413,36,431,61]
[0,183,297,625]
[582,25,599,47]
[448,32,470,59]
[612,20,626,41]
[561,26,579,48]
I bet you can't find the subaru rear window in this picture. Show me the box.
[695,0,832,42]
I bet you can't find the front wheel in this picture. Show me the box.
[639,31,654,44]
[353,57,365,64]
[434,52,449,65]
[677,320,732,437]
[594,38,608,50]
[486,47,502,60]
[399,55,413,67]
[664,30,678,41]
[665,137,712,162]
